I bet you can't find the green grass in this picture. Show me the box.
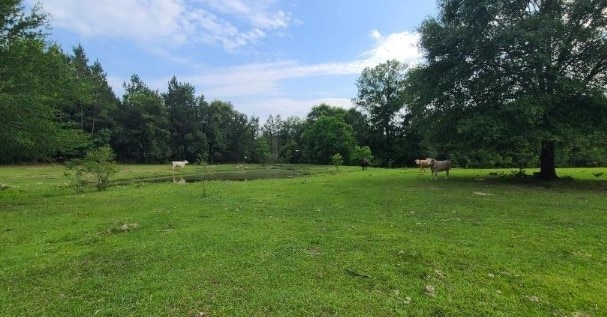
[1,165,606,316]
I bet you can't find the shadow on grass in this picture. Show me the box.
[442,170,607,191]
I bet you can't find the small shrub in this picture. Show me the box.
[65,146,119,192]
[331,153,343,171]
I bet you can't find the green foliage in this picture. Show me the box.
[61,45,119,147]
[354,60,409,166]
[301,115,356,164]
[262,114,279,162]
[112,75,171,163]
[280,139,302,163]
[1,3,115,163]
[330,153,343,170]
[343,108,370,147]
[65,146,119,192]
[163,76,206,162]
[306,103,348,122]
[408,0,607,179]
[199,100,245,163]
[0,0,48,46]
[252,138,270,164]
[350,145,373,165]
[0,38,88,162]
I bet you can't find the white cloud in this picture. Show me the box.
[96,28,422,117]
[234,97,354,120]
[32,0,295,52]
[200,0,296,29]
[169,30,423,119]
[361,30,422,66]
[35,0,184,42]
[182,30,422,99]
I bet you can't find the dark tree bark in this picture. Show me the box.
[537,140,558,180]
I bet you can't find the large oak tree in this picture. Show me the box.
[406,0,607,179]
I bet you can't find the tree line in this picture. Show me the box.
[3,0,607,178]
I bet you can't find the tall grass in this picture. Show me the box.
[1,165,606,316]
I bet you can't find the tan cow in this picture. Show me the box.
[415,158,431,173]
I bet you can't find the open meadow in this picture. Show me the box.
[1,164,606,316]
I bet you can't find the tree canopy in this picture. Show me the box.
[1,2,88,162]
[354,60,409,166]
[406,0,607,179]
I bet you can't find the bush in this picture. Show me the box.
[65,146,119,192]
[331,153,343,171]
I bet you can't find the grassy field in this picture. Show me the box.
[1,164,606,316]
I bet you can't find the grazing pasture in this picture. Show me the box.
[1,165,606,316]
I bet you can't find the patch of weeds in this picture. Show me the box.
[107,222,139,234]
[79,234,102,245]
[592,172,603,178]
[510,169,531,178]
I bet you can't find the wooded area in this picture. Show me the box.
[2,0,607,179]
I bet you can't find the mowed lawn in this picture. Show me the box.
[1,165,606,316]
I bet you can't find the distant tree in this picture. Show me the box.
[306,103,347,122]
[354,60,409,166]
[199,100,237,163]
[301,115,355,164]
[351,145,373,165]
[86,60,120,146]
[344,108,371,147]
[263,114,281,161]
[407,0,607,179]
[163,76,205,162]
[61,45,118,149]
[243,115,261,162]
[331,153,343,171]
[225,111,256,162]
[194,96,210,162]
[252,138,270,164]
[394,112,426,167]
[112,75,171,163]
[277,116,305,163]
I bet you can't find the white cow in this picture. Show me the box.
[428,158,451,180]
[171,160,189,171]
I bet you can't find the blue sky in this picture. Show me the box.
[27,0,437,120]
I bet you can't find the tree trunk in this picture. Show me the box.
[537,140,558,180]
[91,107,97,136]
